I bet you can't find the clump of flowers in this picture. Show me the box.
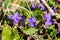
[28,17,37,27]
[1,0,60,40]
[8,12,25,24]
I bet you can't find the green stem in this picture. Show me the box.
[8,3,30,14]
[26,0,32,15]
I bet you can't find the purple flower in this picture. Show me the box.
[45,20,53,25]
[21,14,25,21]
[40,4,47,11]
[30,22,37,27]
[44,13,51,21]
[28,18,32,23]
[52,6,56,13]
[30,23,35,27]
[32,4,37,9]
[28,17,37,27]
[8,14,13,19]
[28,17,36,23]
[58,0,60,3]
[8,12,21,24]
[44,13,53,25]
[32,17,36,22]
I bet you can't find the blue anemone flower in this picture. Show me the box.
[8,12,21,24]
[28,17,37,27]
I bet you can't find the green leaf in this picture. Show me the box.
[22,27,38,35]
[50,30,56,38]
[2,25,24,40]
[8,11,13,15]
[3,1,8,8]
[56,4,60,9]
[48,0,55,6]
[50,25,55,30]
[33,9,43,20]
[22,1,27,7]
[57,38,60,40]
[9,0,13,3]
[12,28,20,40]
[8,4,12,8]
[56,14,60,18]
[5,0,9,2]
[2,25,12,40]
[55,37,57,40]
[24,10,29,16]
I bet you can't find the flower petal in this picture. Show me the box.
[17,17,21,20]
[40,4,46,11]
[34,22,37,26]
[13,12,20,19]
[14,19,19,24]
[30,23,34,27]
[52,6,56,13]
[32,17,36,22]
[44,13,51,21]
[45,21,52,25]
[28,18,32,22]
[32,4,37,9]
[14,12,19,16]
[58,0,60,2]
[8,15,13,19]
[21,15,25,21]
